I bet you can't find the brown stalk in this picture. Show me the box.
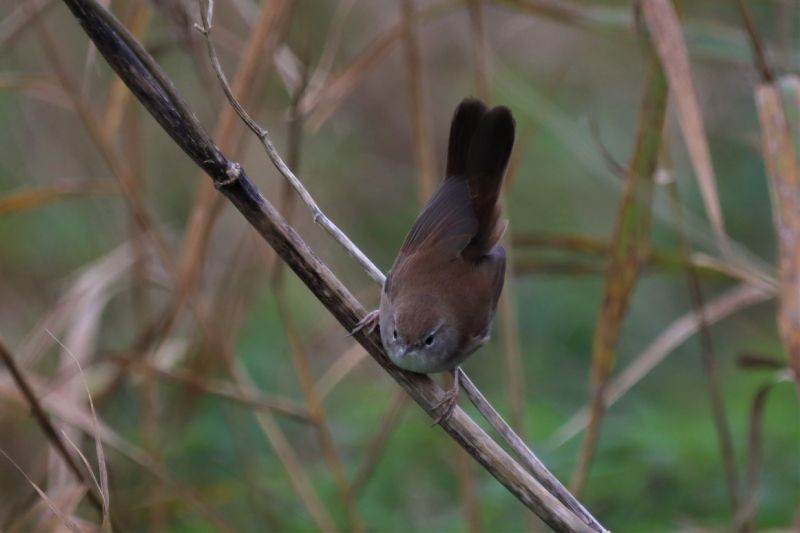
[735,0,774,83]
[551,283,773,448]
[455,440,482,533]
[467,0,490,101]
[0,72,71,108]
[662,161,741,514]
[264,47,364,531]
[400,0,437,202]
[274,293,365,532]
[755,82,800,396]
[114,355,313,422]
[351,387,410,495]
[166,0,292,359]
[230,363,339,533]
[0,378,233,531]
[0,0,56,51]
[58,1,606,529]
[314,342,369,400]
[0,180,116,214]
[491,0,594,30]
[641,0,729,254]
[571,51,668,495]
[0,338,105,519]
[735,373,792,530]
[513,233,774,286]
[496,138,534,438]
[303,0,462,129]
[514,259,606,276]
[205,234,339,531]
[101,1,152,138]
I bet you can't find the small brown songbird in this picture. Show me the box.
[355,98,515,423]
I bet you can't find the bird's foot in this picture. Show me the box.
[351,309,379,336]
[431,370,461,425]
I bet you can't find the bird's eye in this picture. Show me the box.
[424,334,435,346]
[392,329,398,340]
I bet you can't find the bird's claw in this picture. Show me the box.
[431,371,461,425]
[351,309,379,336]
[431,388,459,425]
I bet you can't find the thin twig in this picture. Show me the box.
[351,387,410,495]
[459,371,603,531]
[195,1,383,284]
[114,355,313,422]
[735,0,774,83]
[662,158,741,514]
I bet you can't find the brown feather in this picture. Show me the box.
[464,106,515,259]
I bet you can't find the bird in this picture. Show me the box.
[354,97,515,424]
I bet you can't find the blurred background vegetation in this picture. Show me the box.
[0,0,798,531]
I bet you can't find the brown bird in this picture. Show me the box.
[356,98,515,422]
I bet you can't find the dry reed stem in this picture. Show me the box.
[167,0,291,356]
[264,50,364,531]
[467,0,490,101]
[196,0,382,284]
[663,163,741,513]
[101,1,152,138]
[492,0,593,30]
[755,82,800,396]
[351,387,410,495]
[0,72,71,108]
[0,338,105,519]
[0,0,56,51]
[736,0,774,83]
[303,0,461,129]
[734,372,793,530]
[641,0,729,254]
[465,0,528,443]
[571,53,667,496]
[455,442,482,533]
[458,369,602,530]
[0,377,234,531]
[513,233,776,287]
[498,215,525,436]
[274,293,365,532]
[401,0,437,202]
[115,355,313,422]
[0,180,116,214]
[314,341,369,400]
[58,1,605,529]
[551,283,773,448]
[0,448,81,533]
[47,333,111,531]
[231,363,338,533]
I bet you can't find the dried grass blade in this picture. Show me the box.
[48,330,111,530]
[734,372,793,530]
[551,283,773,448]
[663,168,740,512]
[755,81,800,395]
[0,448,81,533]
[571,54,668,495]
[641,0,729,253]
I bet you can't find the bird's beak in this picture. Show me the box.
[397,345,414,358]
